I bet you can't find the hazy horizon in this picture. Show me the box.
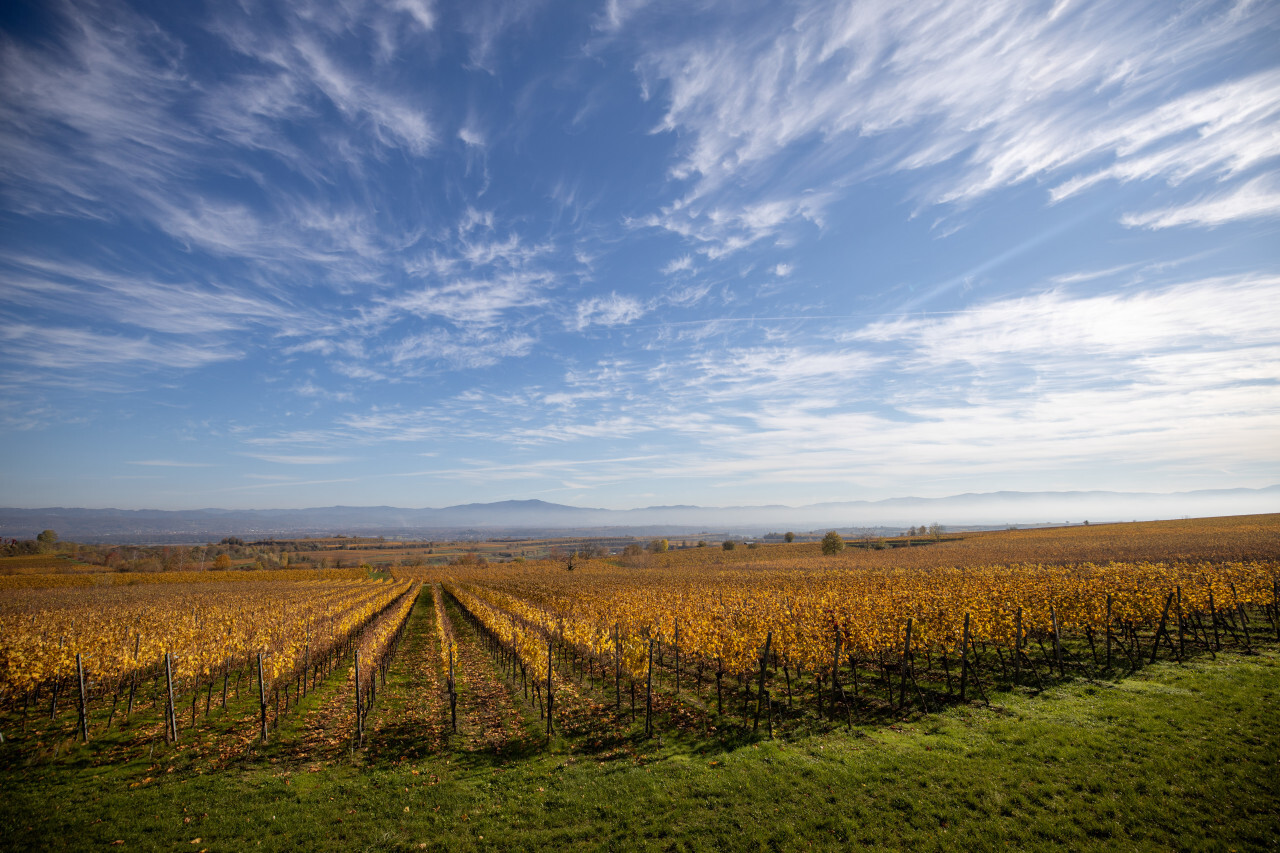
[3,486,1276,544]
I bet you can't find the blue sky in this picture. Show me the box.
[1,0,1278,512]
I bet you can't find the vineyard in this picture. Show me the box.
[0,515,1275,760]
[0,516,1277,850]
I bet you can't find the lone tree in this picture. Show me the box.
[784,531,795,543]
[821,531,845,555]
[36,529,58,552]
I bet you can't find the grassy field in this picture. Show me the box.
[2,590,1277,852]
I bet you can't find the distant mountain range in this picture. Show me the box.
[2,486,1276,543]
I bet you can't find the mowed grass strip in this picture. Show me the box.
[1,646,1276,851]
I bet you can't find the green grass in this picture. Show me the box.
[2,643,1277,851]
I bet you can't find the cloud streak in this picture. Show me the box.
[631,0,1280,257]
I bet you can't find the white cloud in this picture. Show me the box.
[451,273,1280,492]
[636,192,833,259]
[571,293,646,330]
[458,207,496,235]
[392,0,437,33]
[242,453,355,465]
[289,35,435,155]
[0,253,303,336]
[293,381,354,402]
[661,255,694,275]
[337,408,443,443]
[853,275,1280,365]
[1049,70,1280,203]
[387,329,536,370]
[1122,175,1280,229]
[632,0,1280,254]
[664,280,715,308]
[225,270,1280,497]
[127,460,216,468]
[385,270,552,327]
[0,323,235,372]
[458,0,545,73]
[676,346,883,400]
[593,0,654,34]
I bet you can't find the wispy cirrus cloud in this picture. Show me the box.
[0,253,303,335]
[852,275,1280,366]
[461,272,1280,489]
[387,328,536,370]
[0,322,234,373]
[0,0,440,271]
[570,293,646,330]
[1049,70,1280,203]
[457,0,547,73]
[1122,175,1280,230]
[241,453,356,465]
[224,267,1280,501]
[127,460,216,468]
[634,192,833,260]
[630,0,1280,256]
[381,270,553,328]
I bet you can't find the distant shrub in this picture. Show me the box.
[821,531,845,555]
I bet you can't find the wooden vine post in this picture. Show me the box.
[899,618,913,710]
[1014,608,1023,684]
[614,623,621,710]
[1150,592,1174,664]
[644,638,655,737]
[164,652,179,744]
[75,652,89,743]
[753,631,772,734]
[125,633,140,722]
[832,628,844,714]
[545,636,554,737]
[1050,605,1064,677]
[257,652,268,744]
[1275,580,1280,641]
[1176,586,1185,660]
[959,613,971,702]
[1208,592,1221,652]
[1105,595,1113,669]
[448,645,457,734]
[674,621,681,695]
[354,650,363,747]
[50,636,64,721]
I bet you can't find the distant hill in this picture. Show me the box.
[1,486,1276,543]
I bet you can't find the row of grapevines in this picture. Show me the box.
[452,559,1278,682]
[0,578,409,703]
